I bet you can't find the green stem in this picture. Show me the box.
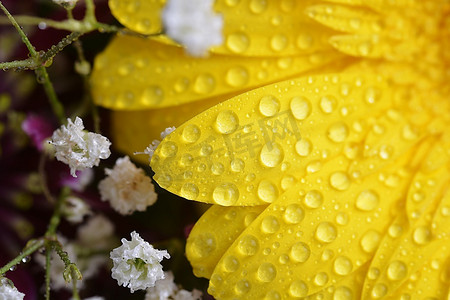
[45,243,51,300]
[36,66,66,124]
[0,239,45,275]
[84,0,96,25]
[45,187,70,237]
[0,58,35,70]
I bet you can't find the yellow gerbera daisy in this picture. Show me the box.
[91,0,450,298]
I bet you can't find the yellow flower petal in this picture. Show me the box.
[206,151,418,298]
[186,204,267,279]
[110,96,227,164]
[107,0,338,56]
[150,68,423,206]
[91,34,345,110]
[108,0,165,35]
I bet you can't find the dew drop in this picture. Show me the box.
[333,286,353,300]
[261,216,280,233]
[160,141,178,158]
[371,283,387,299]
[387,260,407,281]
[296,34,313,49]
[141,86,164,105]
[320,95,337,114]
[290,242,310,263]
[330,172,350,191]
[180,183,199,199]
[226,67,249,87]
[260,142,284,167]
[413,226,431,245]
[200,144,213,156]
[182,124,201,143]
[257,262,277,282]
[289,280,309,297]
[281,175,296,191]
[314,272,329,286]
[264,290,281,300]
[315,222,337,243]
[284,204,305,224]
[327,122,349,143]
[212,183,239,205]
[368,267,380,280]
[194,74,215,94]
[388,224,403,238]
[238,235,259,255]
[333,256,353,276]
[215,110,239,134]
[223,255,240,272]
[259,95,280,117]
[336,212,349,225]
[231,158,245,172]
[173,77,189,93]
[257,180,278,203]
[295,139,312,156]
[189,233,216,258]
[270,34,288,52]
[304,190,324,208]
[360,230,381,253]
[211,162,224,175]
[235,279,251,295]
[226,32,250,53]
[249,0,268,14]
[356,190,379,211]
[290,96,311,120]
[365,87,381,104]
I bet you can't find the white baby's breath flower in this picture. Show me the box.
[162,0,223,56]
[173,289,203,300]
[61,196,92,223]
[144,271,177,300]
[98,156,157,215]
[136,127,176,162]
[77,214,115,250]
[110,231,170,293]
[0,278,25,300]
[51,117,111,177]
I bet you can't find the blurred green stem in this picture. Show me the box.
[0,239,45,276]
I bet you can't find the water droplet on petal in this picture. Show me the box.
[235,279,251,295]
[261,216,280,234]
[284,204,304,224]
[356,190,379,211]
[315,222,337,243]
[413,226,431,245]
[257,262,277,282]
[304,190,324,208]
[238,235,259,255]
[330,172,350,191]
[360,230,381,253]
[260,142,283,167]
[226,67,249,87]
[257,180,278,203]
[181,183,199,199]
[328,122,349,143]
[290,242,310,262]
[215,110,239,134]
[259,95,280,117]
[223,255,240,272]
[387,260,407,281]
[226,32,250,53]
[371,283,387,298]
[231,158,245,172]
[289,280,309,297]
[182,124,201,143]
[295,139,312,156]
[314,272,329,286]
[194,74,215,94]
[212,183,239,205]
[141,86,164,105]
[320,95,337,114]
[333,256,353,275]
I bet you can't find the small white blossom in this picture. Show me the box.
[160,126,176,139]
[173,289,203,300]
[136,127,176,162]
[162,0,223,56]
[110,231,170,293]
[98,156,157,215]
[145,271,177,300]
[51,117,111,177]
[77,215,116,250]
[61,196,92,223]
[0,278,25,300]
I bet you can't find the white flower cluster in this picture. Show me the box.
[51,117,111,177]
[162,0,223,56]
[98,156,157,215]
[137,127,176,162]
[110,231,170,293]
[61,196,92,224]
[0,278,25,300]
[145,271,202,300]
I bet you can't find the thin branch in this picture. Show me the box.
[0,239,45,275]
